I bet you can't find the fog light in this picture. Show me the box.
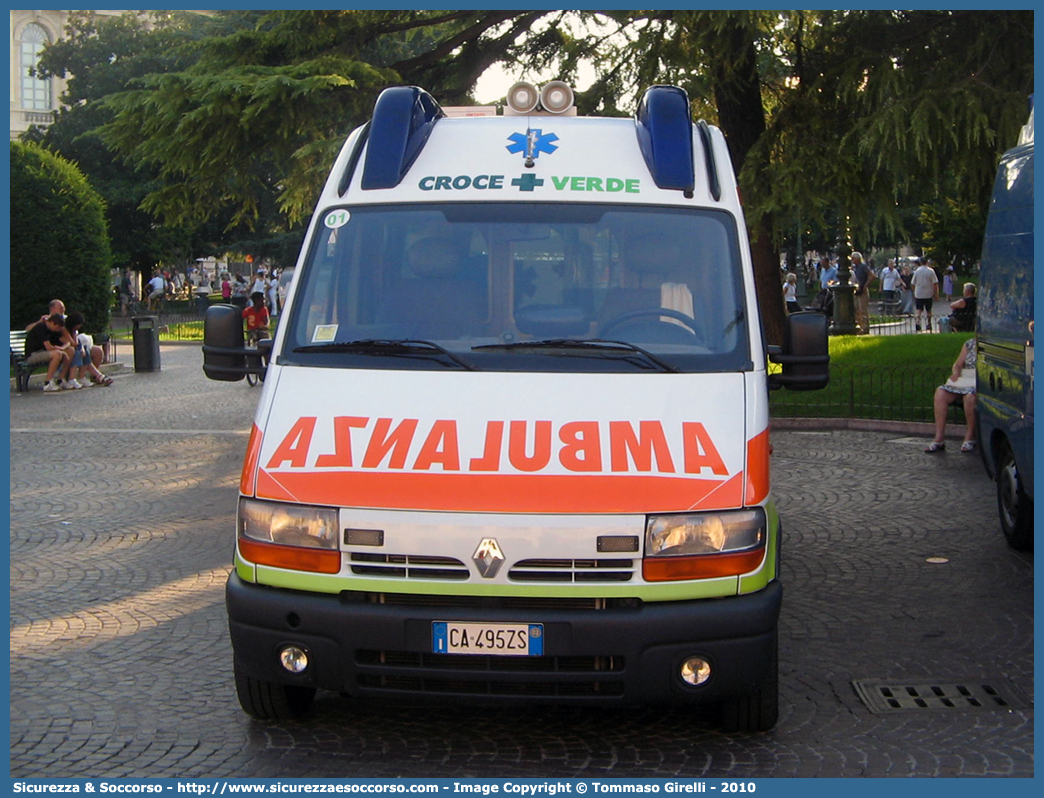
[279,645,309,674]
[680,656,712,686]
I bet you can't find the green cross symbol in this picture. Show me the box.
[511,173,545,192]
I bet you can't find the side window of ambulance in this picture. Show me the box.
[298,227,342,340]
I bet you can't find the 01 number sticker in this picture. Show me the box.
[323,210,351,229]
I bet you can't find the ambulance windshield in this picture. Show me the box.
[283,203,751,373]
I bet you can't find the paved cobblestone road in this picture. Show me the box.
[9,344,1033,778]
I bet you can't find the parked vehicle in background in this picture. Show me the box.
[976,98,1034,551]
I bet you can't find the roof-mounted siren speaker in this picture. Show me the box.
[540,81,575,115]
[361,86,444,190]
[635,85,695,194]
[506,81,540,115]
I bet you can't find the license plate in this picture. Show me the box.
[432,622,543,656]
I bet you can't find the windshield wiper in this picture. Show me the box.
[472,338,679,373]
[293,339,478,371]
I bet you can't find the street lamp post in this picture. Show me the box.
[830,243,857,336]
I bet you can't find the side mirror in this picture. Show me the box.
[768,311,830,391]
[202,304,246,381]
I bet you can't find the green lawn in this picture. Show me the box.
[824,332,968,370]
[111,311,281,343]
[770,333,972,421]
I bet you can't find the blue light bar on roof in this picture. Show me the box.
[634,86,695,194]
[361,86,444,190]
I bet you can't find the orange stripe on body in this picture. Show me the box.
[744,428,771,505]
[240,424,263,496]
[255,469,745,514]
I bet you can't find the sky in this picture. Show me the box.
[474,62,597,107]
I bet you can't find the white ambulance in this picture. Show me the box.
[203,81,829,731]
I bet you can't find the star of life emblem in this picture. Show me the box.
[472,538,506,579]
[506,129,559,160]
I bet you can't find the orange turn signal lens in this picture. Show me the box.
[238,538,341,574]
[642,548,766,581]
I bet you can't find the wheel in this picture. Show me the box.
[245,343,263,386]
[996,442,1033,552]
[721,632,779,733]
[234,659,316,720]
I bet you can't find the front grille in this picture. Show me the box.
[356,675,624,697]
[350,553,468,580]
[508,558,635,582]
[359,650,623,672]
[349,554,635,583]
[340,591,643,611]
[356,650,625,697]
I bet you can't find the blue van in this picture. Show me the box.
[976,100,1034,551]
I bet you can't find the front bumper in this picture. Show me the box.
[227,572,781,706]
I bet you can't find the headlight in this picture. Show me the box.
[643,509,766,581]
[237,499,341,574]
[239,498,338,548]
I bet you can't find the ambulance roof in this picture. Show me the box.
[321,86,738,212]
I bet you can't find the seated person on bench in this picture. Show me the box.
[938,283,977,333]
[25,313,73,392]
[28,298,105,372]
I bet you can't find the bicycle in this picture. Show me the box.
[121,296,143,317]
[245,326,269,386]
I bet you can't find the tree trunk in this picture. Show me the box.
[709,16,785,346]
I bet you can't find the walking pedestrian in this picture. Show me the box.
[943,265,956,301]
[879,259,902,315]
[910,257,939,332]
[851,251,875,335]
[899,262,915,315]
[783,273,801,314]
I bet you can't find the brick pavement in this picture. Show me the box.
[8,343,1034,778]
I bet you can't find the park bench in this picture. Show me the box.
[10,327,117,391]
[10,329,42,392]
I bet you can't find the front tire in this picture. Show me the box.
[996,442,1033,552]
[721,631,779,733]
[234,659,316,720]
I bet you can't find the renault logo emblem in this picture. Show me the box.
[473,538,505,579]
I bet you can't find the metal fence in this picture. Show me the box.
[110,308,206,344]
[801,294,962,336]
[769,364,965,424]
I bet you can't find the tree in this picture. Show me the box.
[10,141,112,332]
[32,11,234,274]
[919,198,987,269]
[79,10,1031,342]
[99,10,545,230]
[569,10,1031,339]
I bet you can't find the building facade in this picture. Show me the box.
[9,10,175,139]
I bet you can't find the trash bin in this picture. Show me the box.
[132,315,161,372]
[196,290,210,313]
